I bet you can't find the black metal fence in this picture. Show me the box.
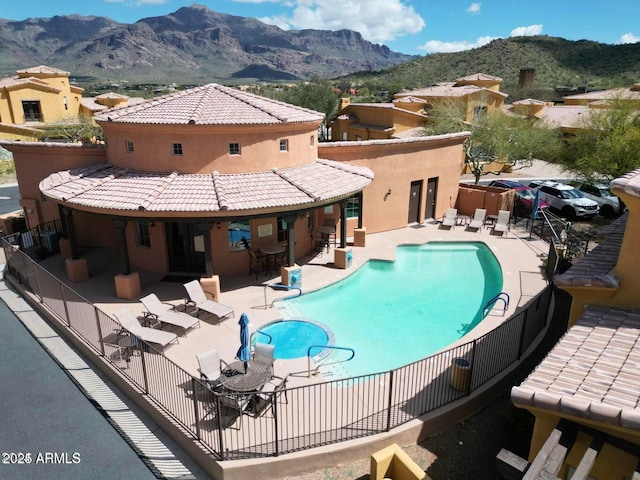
[2,236,552,460]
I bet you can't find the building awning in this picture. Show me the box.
[39,159,374,217]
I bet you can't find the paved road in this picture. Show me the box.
[0,279,211,480]
[0,183,20,215]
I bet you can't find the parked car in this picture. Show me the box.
[528,180,599,219]
[568,181,623,217]
[488,180,549,216]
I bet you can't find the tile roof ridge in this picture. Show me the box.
[138,170,180,211]
[317,158,374,179]
[271,167,321,201]
[42,163,123,201]
[188,85,218,124]
[218,84,292,122]
[211,171,229,210]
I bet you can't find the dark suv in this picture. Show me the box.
[488,180,548,216]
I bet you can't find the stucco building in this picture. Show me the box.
[3,83,469,298]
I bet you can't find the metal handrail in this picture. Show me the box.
[483,291,510,316]
[250,329,273,345]
[263,283,302,308]
[307,345,355,378]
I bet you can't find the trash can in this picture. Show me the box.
[450,357,471,391]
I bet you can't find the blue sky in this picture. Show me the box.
[3,0,640,55]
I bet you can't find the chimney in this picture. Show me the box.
[519,67,535,88]
[339,97,351,110]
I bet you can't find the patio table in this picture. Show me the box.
[220,360,270,393]
[260,244,285,275]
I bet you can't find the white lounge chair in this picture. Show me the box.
[183,280,234,323]
[467,208,486,232]
[140,293,200,336]
[492,209,511,236]
[439,208,457,230]
[113,308,178,348]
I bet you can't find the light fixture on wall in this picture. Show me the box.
[387,188,392,195]
[26,208,33,214]
[216,222,222,230]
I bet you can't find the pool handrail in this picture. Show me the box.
[263,283,302,308]
[307,345,355,378]
[483,291,510,316]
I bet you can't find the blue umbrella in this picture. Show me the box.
[236,313,251,372]
[530,188,541,220]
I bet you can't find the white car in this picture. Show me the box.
[528,181,599,219]
[570,181,622,217]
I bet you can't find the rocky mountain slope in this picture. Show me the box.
[0,4,415,83]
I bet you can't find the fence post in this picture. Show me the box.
[517,309,528,360]
[385,370,394,432]
[59,280,71,327]
[273,386,280,457]
[94,306,106,356]
[468,340,477,395]
[140,346,150,394]
[191,377,201,440]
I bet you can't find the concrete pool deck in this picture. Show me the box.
[20,217,550,478]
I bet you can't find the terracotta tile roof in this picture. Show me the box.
[16,65,69,76]
[456,73,503,82]
[537,105,591,129]
[512,306,640,430]
[395,82,507,99]
[611,167,640,200]
[94,84,325,125]
[0,76,61,93]
[563,87,640,102]
[554,212,626,287]
[39,160,373,214]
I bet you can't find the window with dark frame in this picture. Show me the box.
[22,100,42,122]
[172,143,183,155]
[135,221,151,248]
[125,140,134,153]
[346,195,360,218]
[279,139,288,152]
[276,217,289,243]
[229,143,240,155]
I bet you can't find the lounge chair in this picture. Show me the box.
[492,209,511,236]
[439,208,457,230]
[466,208,486,232]
[253,342,275,379]
[183,280,235,323]
[196,348,225,389]
[113,308,178,348]
[140,293,200,336]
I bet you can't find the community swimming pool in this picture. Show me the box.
[276,241,503,379]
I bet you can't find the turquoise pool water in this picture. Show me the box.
[276,242,503,379]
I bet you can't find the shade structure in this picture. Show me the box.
[530,188,541,220]
[236,313,251,371]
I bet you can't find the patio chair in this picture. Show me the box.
[183,280,235,323]
[217,393,253,429]
[253,374,289,417]
[140,293,200,336]
[439,208,457,230]
[196,348,226,389]
[492,209,511,236]
[466,208,486,232]
[253,342,275,379]
[113,308,178,349]
[247,249,267,279]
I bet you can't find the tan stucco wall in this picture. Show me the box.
[99,121,320,174]
[2,142,108,227]
[562,186,640,326]
[319,135,468,233]
[0,74,81,127]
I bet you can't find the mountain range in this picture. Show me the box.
[0,4,415,84]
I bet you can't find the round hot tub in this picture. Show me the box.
[254,319,333,360]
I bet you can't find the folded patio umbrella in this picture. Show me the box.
[236,313,251,373]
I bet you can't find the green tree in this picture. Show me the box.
[424,102,563,184]
[555,99,640,181]
[266,77,339,141]
[38,115,104,144]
